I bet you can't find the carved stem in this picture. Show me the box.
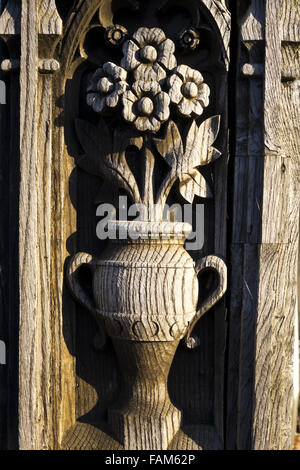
[114,152,142,204]
[141,139,155,218]
[156,170,178,218]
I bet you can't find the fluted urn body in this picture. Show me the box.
[94,222,198,344]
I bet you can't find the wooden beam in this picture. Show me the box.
[18,0,39,449]
[227,0,300,450]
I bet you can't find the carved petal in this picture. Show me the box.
[192,100,205,117]
[105,82,128,109]
[168,74,183,104]
[179,170,212,203]
[103,61,127,81]
[133,27,166,47]
[87,68,104,92]
[122,91,137,122]
[157,39,177,70]
[135,116,161,132]
[121,40,140,70]
[176,64,204,85]
[133,62,166,81]
[123,89,138,103]
[132,80,161,97]
[106,90,120,108]
[168,73,183,88]
[87,93,106,113]
[177,97,194,116]
[154,92,170,121]
[115,81,129,94]
[186,67,204,85]
[149,116,162,132]
[197,83,210,108]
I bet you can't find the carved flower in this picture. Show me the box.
[168,65,210,117]
[178,28,200,51]
[105,24,128,47]
[122,81,170,132]
[121,27,177,81]
[87,62,128,113]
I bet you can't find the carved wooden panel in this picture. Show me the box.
[0,0,298,452]
[57,0,230,450]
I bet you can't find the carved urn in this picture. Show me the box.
[66,24,227,449]
[67,220,226,449]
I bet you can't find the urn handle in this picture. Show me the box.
[183,255,227,350]
[67,252,106,349]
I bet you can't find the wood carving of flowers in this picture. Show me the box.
[87,62,128,113]
[122,81,170,133]
[168,65,210,117]
[121,27,177,81]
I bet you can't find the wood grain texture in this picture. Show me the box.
[264,0,281,154]
[66,224,227,449]
[60,0,230,450]
[39,0,63,36]
[18,0,39,450]
[281,0,300,42]
[0,38,9,449]
[2,0,298,452]
[17,0,70,450]
[1,0,231,450]
[227,0,300,450]
[0,0,21,36]
[50,74,77,448]
[253,242,298,449]
[240,0,264,42]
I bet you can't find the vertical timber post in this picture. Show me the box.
[227,0,300,450]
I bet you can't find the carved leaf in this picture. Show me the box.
[111,127,143,201]
[179,169,212,203]
[153,120,183,168]
[75,119,142,202]
[183,115,221,171]
[75,118,111,175]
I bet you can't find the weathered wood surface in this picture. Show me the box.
[0,0,298,451]
[0,0,76,450]
[56,0,231,452]
[0,40,8,449]
[18,0,39,450]
[65,224,227,449]
[227,0,300,450]
[62,1,230,447]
